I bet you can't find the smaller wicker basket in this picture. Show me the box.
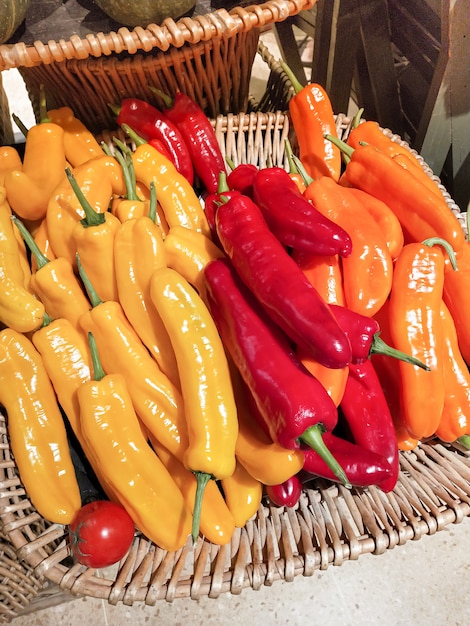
[0,0,316,133]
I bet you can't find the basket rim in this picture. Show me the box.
[0,0,317,71]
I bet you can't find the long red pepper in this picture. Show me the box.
[340,359,400,493]
[215,194,352,369]
[301,432,394,490]
[226,163,258,197]
[113,98,194,185]
[204,258,350,487]
[151,89,226,193]
[252,166,352,257]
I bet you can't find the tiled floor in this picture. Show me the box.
[3,27,470,626]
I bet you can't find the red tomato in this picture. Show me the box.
[68,500,135,569]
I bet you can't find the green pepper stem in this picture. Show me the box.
[76,253,103,308]
[279,60,305,95]
[422,237,458,271]
[292,155,314,186]
[300,424,352,488]
[148,181,157,223]
[371,333,430,371]
[111,140,139,201]
[148,86,174,110]
[87,332,106,381]
[225,156,235,171]
[325,133,354,159]
[108,102,121,117]
[121,123,147,147]
[351,107,364,130]
[217,171,229,194]
[11,114,29,138]
[41,312,53,327]
[11,215,49,270]
[192,472,211,545]
[284,139,298,175]
[39,85,51,124]
[457,435,470,450]
[65,167,105,228]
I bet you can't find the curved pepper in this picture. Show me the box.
[328,137,465,253]
[252,166,352,257]
[265,475,302,509]
[149,267,239,543]
[115,99,194,185]
[46,155,125,266]
[150,434,236,545]
[47,107,103,167]
[114,186,180,388]
[0,146,22,186]
[221,461,263,527]
[0,327,81,523]
[281,62,341,181]
[443,242,470,364]
[78,333,192,552]
[204,258,350,487]
[435,302,470,443]
[215,193,352,369]
[32,219,56,269]
[132,143,211,237]
[151,89,226,194]
[0,188,30,288]
[13,216,90,332]
[304,176,393,317]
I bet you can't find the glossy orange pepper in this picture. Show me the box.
[388,240,447,439]
[47,107,103,167]
[331,139,465,253]
[46,155,125,267]
[435,302,470,442]
[4,122,67,222]
[32,219,57,270]
[443,241,470,364]
[304,176,393,316]
[220,461,263,528]
[0,146,22,185]
[281,63,341,181]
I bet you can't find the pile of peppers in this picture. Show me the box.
[0,71,469,559]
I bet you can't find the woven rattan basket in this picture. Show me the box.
[0,0,316,133]
[1,82,470,603]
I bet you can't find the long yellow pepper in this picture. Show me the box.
[4,122,67,222]
[149,267,238,543]
[46,155,125,266]
[0,328,81,523]
[132,143,210,237]
[221,461,263,529]
[0,146,22,186]
[13,216,90,332]
[114,189,180,387]
[78,333,192,552]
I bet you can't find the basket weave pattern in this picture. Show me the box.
[1,102,469,604]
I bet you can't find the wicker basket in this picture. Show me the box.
[1,81,469,603]
[0,0,316,133]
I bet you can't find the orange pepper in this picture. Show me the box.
[220,461,263,528]
[0,146,22,186]
[442,241,470,364]
[47,107,103,167]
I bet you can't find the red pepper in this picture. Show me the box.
[339,360,400,493]
[265,475,302,508]
[204,258,350,487]
[214,194,352,369]
[204,172,240,243]
[252,167,352,257]
[152,89,226,193]
[114,98,194,185]
[301,432,394,490]
[226,163,258,197]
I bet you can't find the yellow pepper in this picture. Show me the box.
[0,146,22,186]
[0,187,30,288]
[132,143,210,237]
[114,184,180,387]
[47,107,103,167]
[13,216,90,332]
[149,434,236,546]
[221,461,263,528]
[46,155,125,267]
[4,122,67,222]
[0,327,81,524]
[67,168,121,302]
[32,219,57,269]
[78,333,192,552]
[149,267,238,543]
[164,225,225,300]
[77,257,189,460]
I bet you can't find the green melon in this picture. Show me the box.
[93,0,196,28]
[0,0,30,45]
